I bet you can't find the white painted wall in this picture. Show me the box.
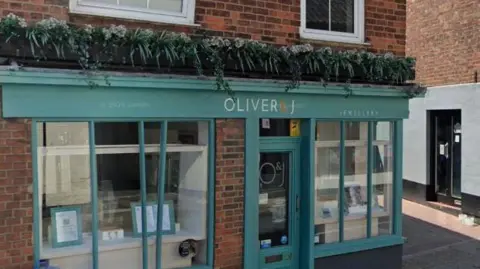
[403,83,480,196]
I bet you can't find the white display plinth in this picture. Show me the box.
[43,231,206,269]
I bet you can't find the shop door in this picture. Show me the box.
[430,109,462,205]
[258,139,300,269]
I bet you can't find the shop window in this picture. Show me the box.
[36,121,210,269]
[301,0,365,44]
[372,122,393,235]
[69,0,196,25]
[314,121,393,245]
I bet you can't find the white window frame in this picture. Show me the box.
[69,0,196,26]
[300,0,365,44]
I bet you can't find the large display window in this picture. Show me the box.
[313,121,394,245]
[36,120,212,269]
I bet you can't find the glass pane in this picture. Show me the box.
[259,152,290,248]
[314,122,340,244]
[452,118,461,198]
[331,0,354,33]
[306,0,329,30]
[119,0,148,8]
[259,119,291,137]
[81,0,117,5]
[94,122,143,268]
[38,122,92,261]
[372,122,393,236]
[162,121,209,268]
[344,122,368,241]
[149,0,183,13]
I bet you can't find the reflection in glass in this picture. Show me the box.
[452,119,461,198]
[372,122,393,236]
[119,0,147,8]
[305,0,354,33]
[149,0,183,13]
[259,152,290,248]
[343,122,368,241]
[38,122,92,257]
[306,0,329,30]
[161,121,209,268]
[314,122,340,244]
[331,0,354,33]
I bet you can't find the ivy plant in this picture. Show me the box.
[0,14,423,97]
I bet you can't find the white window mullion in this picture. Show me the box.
[147,0,150,9]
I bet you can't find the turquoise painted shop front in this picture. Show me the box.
[0,69,409,269]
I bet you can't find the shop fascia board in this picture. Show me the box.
[0,67,418,98]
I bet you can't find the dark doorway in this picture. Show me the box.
[428,109,462,206]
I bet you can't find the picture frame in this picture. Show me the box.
[131,200,176,237]
[50,206,83,248]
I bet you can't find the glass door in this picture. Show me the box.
[258,143,300,269]
[431,110,462,204]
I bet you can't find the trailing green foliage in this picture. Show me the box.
[0,14,420,96]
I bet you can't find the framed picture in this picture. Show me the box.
[131,200,176,237]
[50,206,83,248]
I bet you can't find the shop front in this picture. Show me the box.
[0,69,411,269]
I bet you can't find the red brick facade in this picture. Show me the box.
[0,1,408,269]
[0,0,407,55]
[406,0,479,86]
[215,119,245,269]
[0,115,32,269]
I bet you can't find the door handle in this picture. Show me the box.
[296,195,300,212]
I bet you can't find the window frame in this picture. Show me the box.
[32,119,215,269]
[69,0,197,26]
[300,0,365,44]
[313,120,400,257]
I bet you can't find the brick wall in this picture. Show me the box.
[0,0,406,55]
[406,0,479,86]
[215,119,245,269]
[0,109,33,269]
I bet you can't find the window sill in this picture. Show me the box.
[314,235,404,258]
[69,5,201,28]
[300,29,370,46]
[42,230,206,259]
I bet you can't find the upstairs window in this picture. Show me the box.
[69,0,196,25]
[301,0,364,44]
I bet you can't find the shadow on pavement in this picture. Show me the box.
[402,214,480,269]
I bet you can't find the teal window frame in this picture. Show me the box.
[32,119,216,269]
[312,119,403,258]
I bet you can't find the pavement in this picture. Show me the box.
[402,199,480,269]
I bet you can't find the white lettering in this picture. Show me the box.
[224,98,235,112]
[271,99,278,112]
[251,99,260,111]
[237,98,245,112]
[261,99,268,112]
[223,98,297,115]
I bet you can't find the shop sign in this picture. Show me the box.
[224,97,296,115]
[339,109,379,117]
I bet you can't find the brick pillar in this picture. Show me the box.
[0,116,33,269]
[214,119,245,269]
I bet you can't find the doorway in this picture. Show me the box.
[428,109,462,206]
[258,138,300,269]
